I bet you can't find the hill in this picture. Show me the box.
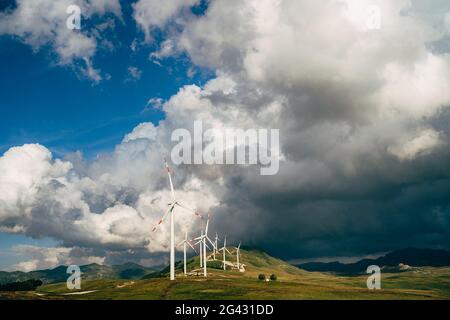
[1,247,449,300]
[297,247,450,274]
[0,262,158,285]
[143,247,305,279]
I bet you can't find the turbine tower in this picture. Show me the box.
[195,230,210,277]
[177,231,196,275]
[165,160,176,281]
[196,230,204,268]
[204,219,216,257]
[234,242,241,269]
[152,160,203,280]
[214,233,220,260]
[219,235,232,270]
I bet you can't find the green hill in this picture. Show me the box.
[142,247,306,280]
[1,248,450,300]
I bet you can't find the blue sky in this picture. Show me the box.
[0,1,211,158]
[0,36,190,159]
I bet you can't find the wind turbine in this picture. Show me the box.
[195,229,211,277]
[234,242,241,269]
[214,233,220,259]
[219,236,232,270]
[204,218,216,259]
[177,231,196,275]
[152,160,203,280]
[196,231,204,268]
[165,160,176,280]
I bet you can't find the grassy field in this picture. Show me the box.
[1,249,450,300]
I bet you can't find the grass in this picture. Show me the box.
[1,266,447,300]
[2,249,450,300]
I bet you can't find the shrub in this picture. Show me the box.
[258,273,266,281]
[0,279,43,291]
[270,274,277,281]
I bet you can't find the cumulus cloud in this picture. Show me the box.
[0,0,122,81]
[0,138,218,267]
[8,245,105,272]
[388,129,444,161]
[0,144,72,221]
[133,0,199,42]
[122,122,157,143]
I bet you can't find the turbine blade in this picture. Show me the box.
[164,160,176,201]
[206,237,215,248]
[175,201,195,212]
[151,204,174,232]
[175,202,207,221]
[188,242,197,252]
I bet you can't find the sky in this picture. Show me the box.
[1,0,450,271]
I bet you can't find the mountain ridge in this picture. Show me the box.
[0,262,159,285]
[2,247,450,285]
[297,247,450,274]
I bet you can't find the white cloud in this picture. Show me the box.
[0,133,219,259]
[126,66,142,81]
[133,0,198,42]
[378,53,450,119]
[8,245,105,272]
[153,0,449,123]
[0,0,122,81]
[388,129,444,161]
[145,97,164,111]
[0,144,72,220]
[122,122,157,143]
[87,0,122,19]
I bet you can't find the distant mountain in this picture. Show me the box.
[0,263,158,285]
[297,248,450,274]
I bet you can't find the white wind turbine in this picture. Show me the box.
[177,231,196,275]
[166,160,177,281]
[214,233,220,260]
[219,236,232,270]
[196,230,204,268]
[204,218,216,258]
[152,160,202,280]
[234,242,241,269]
[194,230,210,277]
